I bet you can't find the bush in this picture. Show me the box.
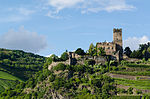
[117,88,127,94]
[86,59,96,66]
[127,87,133,94]
[52,77,66,90]
[112,66,118,71]
[53,63,66,71]
[136,90,142,94]
[49,74,55,82]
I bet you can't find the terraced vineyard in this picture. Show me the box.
[0,71,23,93]
[109,61,150,95]
[0,71,22,81]
[0,48,45,94]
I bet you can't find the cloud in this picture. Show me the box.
[45,0,135,18]
[0,26,47,53]
[0,7,35,22]
[17,8,35,16]
[124,36,150,51]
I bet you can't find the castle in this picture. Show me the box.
[96,28,123,60]
[48,28,124,70]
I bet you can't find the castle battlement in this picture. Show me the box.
[113,28,122,33]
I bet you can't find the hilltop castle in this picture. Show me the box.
[48,28,124,70]
[96,28,123,60]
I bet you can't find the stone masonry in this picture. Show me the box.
[96,28,123,61]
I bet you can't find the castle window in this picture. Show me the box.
[108,47,110,49]
[112,47,113,49]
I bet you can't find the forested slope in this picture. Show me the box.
[0,48,45,93]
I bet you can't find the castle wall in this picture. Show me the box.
[96,42,116,55]
[96,28,123,61]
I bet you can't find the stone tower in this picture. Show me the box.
[113,28,123,60]
[113,28,122,47]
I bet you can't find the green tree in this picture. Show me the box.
[89,43,94,55]
[75,48,85,55]
[124,47,132,57]
[97,47,106,56]
[50,54,59,62]
[130,50,142,59]
[147,47,150,53]
[60,52,69,61]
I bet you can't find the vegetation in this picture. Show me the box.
[0,57,117,98]
[75,48,86,55]
[1,42,150,98]
[124,47,132,57]
[97,47,106,56]
[0,48,45,94]
[88,43,97,56]
[129,42,150,60]
[60,52,69,61]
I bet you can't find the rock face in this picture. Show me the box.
[48,60,70,70]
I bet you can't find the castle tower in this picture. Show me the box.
[113,28,122,47]
[113,28,123,60]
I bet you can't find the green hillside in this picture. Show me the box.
[0,71,24,93]
[0,48,45,80]
[0,71,22,81]
[0,48,46,94]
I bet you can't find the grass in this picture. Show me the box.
[111,71,150,76]
[115,78,150,90]
[0,71,23,81]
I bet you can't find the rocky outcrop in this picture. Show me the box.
[48,60,70,70]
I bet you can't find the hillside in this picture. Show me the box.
[1,47,150,98]
[0,57,117,99]
[108,60,150,95]
[2,57,150,99]
[0,48,45,93]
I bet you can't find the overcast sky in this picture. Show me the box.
[0,0,150,56]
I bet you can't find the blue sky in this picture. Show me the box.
[0,0,150,56]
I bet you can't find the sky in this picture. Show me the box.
[0,0,150,57]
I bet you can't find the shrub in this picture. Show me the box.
[136,90,142,94]
[112,66,118,71]
[117,88,127,94]
[49,74,55,82]
[53,63,66,71]
[127,87,133,94]
[86,59,96,66]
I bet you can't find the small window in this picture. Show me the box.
[112,47,113,49]
[108,47,110,49]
